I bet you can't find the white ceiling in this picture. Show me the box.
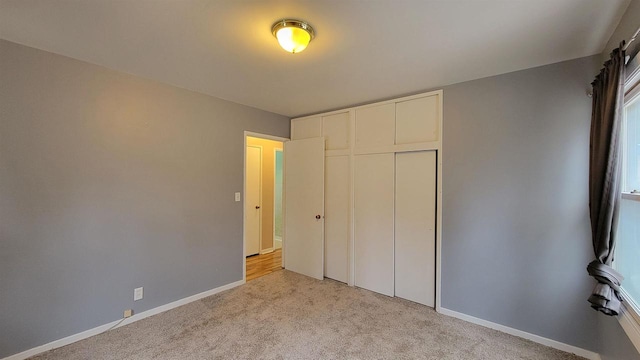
[0,0,630,117]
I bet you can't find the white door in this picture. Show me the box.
[324,156,349,283]
[354,153,395,296]
[284,137,325,280]
[245,145,261,256]
[395,151,436,306]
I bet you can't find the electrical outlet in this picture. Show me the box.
[134,287,143,301]
[235,192,241,202]
[123,309,133,318]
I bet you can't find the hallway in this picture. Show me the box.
[246,249,282,282]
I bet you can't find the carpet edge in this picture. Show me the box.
[438,307,601,360]
[2,279,246,360]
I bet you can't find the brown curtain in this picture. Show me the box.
[587,44,626,316]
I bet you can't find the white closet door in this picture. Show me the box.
[396,96,440,144]
[355,104,395,148]
[354,153,395,296]
[324,156,349,283]
[284,137,325,280]
[291,117,322,140]
[395,151,436,306]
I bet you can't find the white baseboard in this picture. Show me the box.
[260,247,274,254]
[438,307,601,360]
[3,279,245,360]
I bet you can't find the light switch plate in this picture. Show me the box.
[134,287,143,301]
[235,192,241,202]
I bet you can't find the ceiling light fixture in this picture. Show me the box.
[271,19,315,54]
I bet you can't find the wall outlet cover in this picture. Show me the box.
[235,192,241,202]
[134,287,143,301]
[123,309,133,318]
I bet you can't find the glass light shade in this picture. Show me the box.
[271,19,315,54]
[275,27,311,53]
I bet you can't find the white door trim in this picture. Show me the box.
[245,131,289,143]
[273,148,284,250]
[243,131,289,283]
[435,90,443,311]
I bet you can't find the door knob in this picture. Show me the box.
[315,215,322,219]
[255,206,260,209]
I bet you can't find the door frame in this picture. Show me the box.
[273,148,284,251]
[243,131,289,283]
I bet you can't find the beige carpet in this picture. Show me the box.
[30,270,586,360]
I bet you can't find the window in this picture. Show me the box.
[622,80,640,195]
[617,71,640,300]
[615,67,640,351]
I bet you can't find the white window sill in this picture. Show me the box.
[618,289,640,354]
[622,192,640,202]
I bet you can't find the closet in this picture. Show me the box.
[288,90,442,308]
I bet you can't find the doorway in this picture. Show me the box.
[244,133,286,282]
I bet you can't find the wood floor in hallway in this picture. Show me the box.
[246,249,282,281]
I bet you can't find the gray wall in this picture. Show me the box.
[0,39,289,358]
[441,55,640,358]
[598,314,640,360]
[4,26,640,360]
[602,0,640,62]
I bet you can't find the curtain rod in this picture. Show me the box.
[623,25,640,51]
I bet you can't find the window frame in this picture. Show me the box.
[616,65,640,354]
[622,69,640,197]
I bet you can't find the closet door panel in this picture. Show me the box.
[291,117,322,140]
[396,96,439,144]
[324,156,350,283]
[355,104,395,148]
[354,153,395,296]
[395,151,436,306]
[322,113,350,150]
